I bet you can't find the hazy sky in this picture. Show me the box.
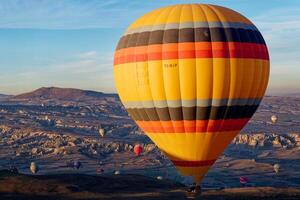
[0,0,299,95]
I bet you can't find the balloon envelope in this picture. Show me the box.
[30,162,38,174]
[274,164,280,173]
[271,115,278,124]
[99,128,105,137]
[134,144,143,156]
[114,4,269,184]
[96,168,104,174]
[73,161,81,169]
[240,176,248,184]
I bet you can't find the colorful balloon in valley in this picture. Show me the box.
[73,160,81,170]
[240,176,249,185]
[30,162,39,174]
[271,115,278,124]
[113,4,270,184]
[274,164,280,173]
[134,144,143,156]
[99,128,105,137]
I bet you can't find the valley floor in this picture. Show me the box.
[0,170,299,200]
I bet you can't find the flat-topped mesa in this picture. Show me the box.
[11,87,112,101]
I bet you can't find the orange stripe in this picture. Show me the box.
[136,119,249,133]
[114,42,269,65]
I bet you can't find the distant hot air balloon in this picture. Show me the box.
[114,4,270,185]
[96,168,104,175]
[274,164,280,173]
[133,144,143,156]
[239,176,248,186]
[73,160,81,170]
[30,162,39,174]
[98,128,105,137]
[271,115,278,124]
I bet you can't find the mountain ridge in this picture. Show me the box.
[10,87,117,101]
[0,93,12,100]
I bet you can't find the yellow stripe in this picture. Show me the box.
[114,58,269,101]
[147,131,238,161]
[128,4,252,30]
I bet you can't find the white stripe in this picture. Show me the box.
[124,21,257,35]
[122,98,262,109]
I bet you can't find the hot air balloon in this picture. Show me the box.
[96,168,104,175]
[134,144,143,156]
[30,162,39,174]
[239,176,248,186]
[113,4,269,186]
[73,160,81,170]
[98,128,105,137]
[271,115,278,124]
[274,163,280,173]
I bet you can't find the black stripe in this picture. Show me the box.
[117,27,266,50]
[126,105,259,121]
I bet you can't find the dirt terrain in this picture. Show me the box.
[0,170,299,200]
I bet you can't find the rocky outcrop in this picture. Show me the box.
[0,126,159,159]
[0,125,11,134]
[288,133,300,147]
[232,133,300,148]
[144,144,156,153]
[1,126,299,160]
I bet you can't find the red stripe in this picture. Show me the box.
[114,42,269,65]
[137,118,249,133]
[172,159,216,167]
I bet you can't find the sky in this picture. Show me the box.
[0,0,299,95]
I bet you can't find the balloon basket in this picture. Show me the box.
[185,185,202,199]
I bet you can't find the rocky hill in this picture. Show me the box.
[0,94,11,100]
[10,87,118,102]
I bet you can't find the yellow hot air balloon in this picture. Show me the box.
[114,4,269,184]
[98,128,105,137]
[273,163,280,174]
[271,115,278,124]
[30,162,39,174]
